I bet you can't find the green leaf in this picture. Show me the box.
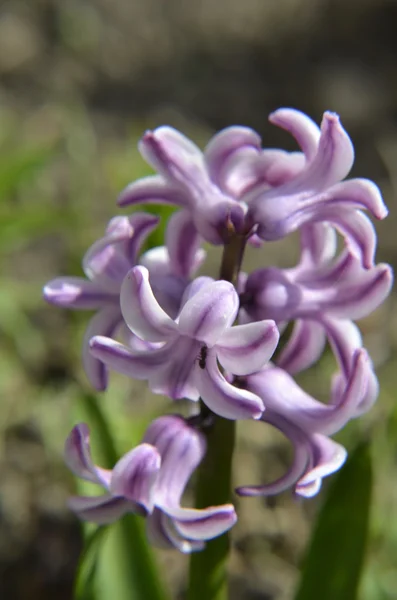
[74,526,109,600]
[295,441,373,600]
[73,393,169,600]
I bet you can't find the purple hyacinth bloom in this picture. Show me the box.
[245,110,387,268]
[90,266,279,419]
[43,211,205,390]
[236,411,347,498]
[65,415,237,553]
[118,109,387,264]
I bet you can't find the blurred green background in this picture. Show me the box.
[1,1,397,598]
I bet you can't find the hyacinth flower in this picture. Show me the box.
[43,211,205,390]
[236,411,347,498]
[118,109,387,267]
[90,266,279,419]
[65,415,237,553]
[43,107,393,600]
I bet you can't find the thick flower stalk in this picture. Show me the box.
[65,415,237,553]
[44,106,392,597]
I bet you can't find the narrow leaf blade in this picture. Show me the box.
[295,441,372,600]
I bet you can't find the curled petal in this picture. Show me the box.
[236,412,346,498]
[298,223,337,268]
[269,108,320,161]
[165,210,205,278]
[110,444,161,514]
[246,350,369,434]
[43,277,114,309]
[157,512,205,553]
[196,353,264,420]
[64,423,111,487]
[120,212,160,264]
[89,336,165,380]
[68,494,129,524]
[276,320,327,374]
[237,413,310,496]
[139,127,204,189]
[144,416,206,506]
[82,307,122,391]
[83,217,135,285]
[147,337,200,400]
[312,263,393,320]
[297,111,354,190]
[325,178,388,220]
[296,435,347,497]
[178,280,239,345]
[204,125,261,188]
[165,504,237,541]
[216,321,279,376]
[118,175,190,208]
[120,266,177,342]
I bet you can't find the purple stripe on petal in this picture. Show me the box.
[159,513,205,553]
[64,424,111,487]
[68,494,129,524]
[89,336,166,380]
[166,504,237,541]
[204,126,262,188]
[216,320,279,376]
[110,444,161,514]
[178,280,239,345]
[118,175,190,208]
[120,266,177,342]
[196,353,264,420]
[43,278,114,309]
[277,320,327,375]
[269,108,320,161]
[82,307,122,391]
[236,413,310,496]
[246,350,368,435]
[166,210,204,278]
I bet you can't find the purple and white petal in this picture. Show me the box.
[68,494,130,524]
[110,443,161,514]
[121,212,160,264]
[89,336,166,380]
[165,504,237,541]
[145,416,206,507]
[147,337,200,400]
[269,108,320,161]
[118,174,190,208]
[178,280,239,345]
[120,266,177,342]
[296,434,347,497]
[82,307,122,391]
[216,320,279,376]
[246,350,369,435]
[139,127,205,190]
[82,217,135,285]
[196,353,264,420]
[158,513,205,553]
[236,413,311,496]
[165,210,205,278]
[43,277,114,309]
[64,423,111,487]
[204,125,261,189]
[276,320,327,374]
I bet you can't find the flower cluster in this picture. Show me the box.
[45,108,392,552]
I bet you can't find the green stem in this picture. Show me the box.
[187,417,236,600]
[187,233,247,600]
